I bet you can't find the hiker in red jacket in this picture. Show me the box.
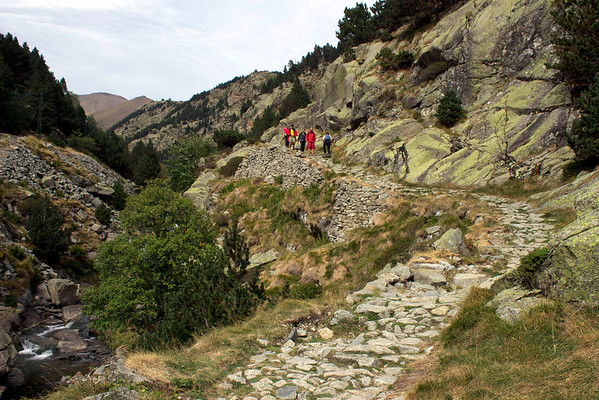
[306,128,317,156]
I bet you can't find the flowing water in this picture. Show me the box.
[5,319,111,399]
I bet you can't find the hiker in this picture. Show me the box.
[298,129,307,152]
[322,132,332,157]
[283,126,290,148]
[289,124,297,149]
[306,128,317,156]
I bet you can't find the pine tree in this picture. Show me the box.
[436,90,465,127]
[336,3,376,52]
[551,0,599,89]
[567,73,599,165]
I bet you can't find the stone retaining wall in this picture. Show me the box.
[235,146,324,190]
[326,179,389,243]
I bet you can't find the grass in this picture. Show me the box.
[543,207,577,230]
[407,288,599,400]
[475,178,552,200]
[123,298,324,398]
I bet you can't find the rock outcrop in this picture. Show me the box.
[108,0,573,188]
[538,178,599,305]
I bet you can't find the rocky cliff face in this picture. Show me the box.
[113,0,574,187]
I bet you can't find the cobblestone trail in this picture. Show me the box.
[216,156,555,400]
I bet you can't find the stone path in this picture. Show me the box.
[215,156,554,400]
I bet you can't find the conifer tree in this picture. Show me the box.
[436,90,465,127]
[567,73,599,165]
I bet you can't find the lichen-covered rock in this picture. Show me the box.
[46,279,79,307]
[433,228,470,256]
[182,171,218,210]
[486,287,551,324]
[539,210,599,305]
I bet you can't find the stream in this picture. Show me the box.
[5,317,112,399]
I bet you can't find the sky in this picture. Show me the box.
[1,0,375,101]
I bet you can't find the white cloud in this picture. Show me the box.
[0,0,375,100]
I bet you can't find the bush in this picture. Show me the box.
[219,156,244,177]
[23,195,70,262]
[344,48,357,63]
[112,180,128,211]
[82,184,261,347]
[516,247,549,289]
[94,203,111,225]
[213,130,245,148]
[8,246,26,260]
[290,283,322,300]
[436,90,465,127]
[48,131,66,147]
[376,48,414,70]
[551,0,599,88]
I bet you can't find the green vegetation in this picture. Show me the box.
[111,180,128,211]
[82,184,261,347]
[566,74,599,168]
[22,195,70,262]
[436,90,465,127]
[551,0,599,169]
[260,44,341,94]
[94,203,111,225]
[551,0,599,89]
[0,33,86,136]
[337,0,463,51]
[279,78,311,119]
[213,129,245,148]
[376,47,415,71]
[409,288,599,399]
[337,3,377,52]
[249,106,280,142]
[165,136,215,192]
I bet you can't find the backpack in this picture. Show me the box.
[324,133,331,143]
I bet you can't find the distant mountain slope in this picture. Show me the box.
[78,92,128,115]
[91,96,153,130]
[112,0,575,188]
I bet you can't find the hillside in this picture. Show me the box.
[77,93,127,115]
[112,0,573,188]
[77,93,153,131]
[91,96,153,130]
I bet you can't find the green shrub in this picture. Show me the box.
[94,203,111,225]
[82,184,261,348]
[219,156,244,177]
[23,195,70,262]
[344,48,356,63]
[516,247,549,289]
[379,31,394,42]
[67,136,98,154]
[436,90,465,127]
[376,48,414,71]
[48,131,66,147]
[112,180,128,211]
[2,294,17,308]
[213,130,245,148]
[8,246,26,260]
[290,283,322,300]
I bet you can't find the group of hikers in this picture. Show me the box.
[283,125,333,157]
